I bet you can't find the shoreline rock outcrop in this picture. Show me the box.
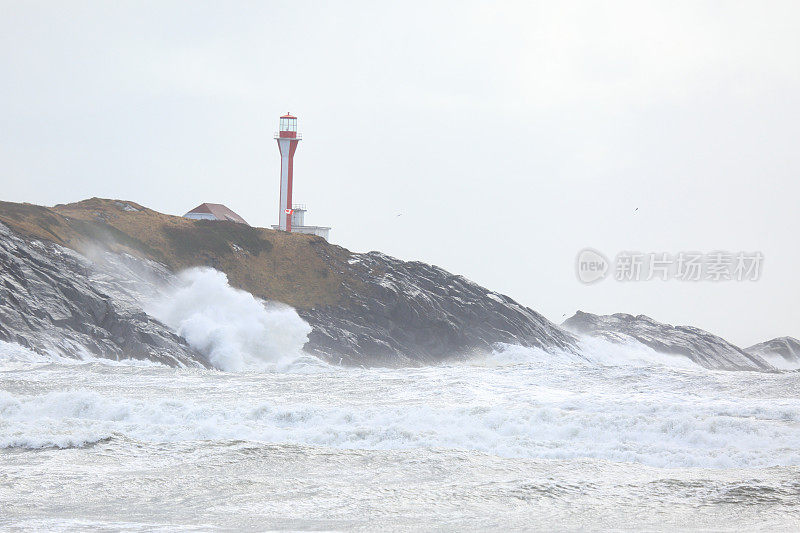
[562,311,774,371]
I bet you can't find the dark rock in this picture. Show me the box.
[746,337,800,363]
[562,310,774,371]
[299,251,578,366]
[0,222,206,367]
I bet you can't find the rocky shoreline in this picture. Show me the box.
[0,198,794,371]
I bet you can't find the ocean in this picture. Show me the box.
[1,339,799,531]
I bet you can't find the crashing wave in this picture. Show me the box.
[147,268,314,372]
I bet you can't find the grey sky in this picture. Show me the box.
[2,1,798,346]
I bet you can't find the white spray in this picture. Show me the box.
[149,268,312,371]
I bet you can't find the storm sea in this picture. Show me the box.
[1,336,799,531]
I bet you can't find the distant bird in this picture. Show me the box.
[634,207,639,213]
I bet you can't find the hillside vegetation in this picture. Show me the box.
[0,198,350,309]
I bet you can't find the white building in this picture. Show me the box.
[272,204,330,241]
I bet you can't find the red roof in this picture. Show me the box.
[281,113,297,119]
[184,203,249,225]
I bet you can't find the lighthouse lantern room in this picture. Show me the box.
[278,115,298,138]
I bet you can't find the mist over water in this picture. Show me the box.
[762,353,800,371]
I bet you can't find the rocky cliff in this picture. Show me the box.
[0,221,204,366]
[300,250,576,365]
[562,311,773,371]
[0,198,576,366]
[746,337,800,365]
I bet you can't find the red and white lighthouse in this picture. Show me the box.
[275,113,300,231]
[271,113,331,241]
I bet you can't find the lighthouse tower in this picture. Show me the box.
[271,113,331,240]
[275,113,300,231]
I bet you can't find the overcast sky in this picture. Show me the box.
[2,1,798,346]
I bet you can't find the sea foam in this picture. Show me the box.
[148,268,313,371]
[2,364,798,469]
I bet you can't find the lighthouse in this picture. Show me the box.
[275,113,300,231]
[272,113,331,240]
